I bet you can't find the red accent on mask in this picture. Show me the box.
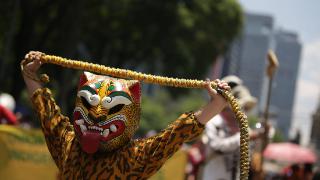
[78,73,88,90]
[80,132,101,154]
[129,81,141,103]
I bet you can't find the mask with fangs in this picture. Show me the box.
[73,71,141,153]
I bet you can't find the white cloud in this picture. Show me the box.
[301,40,320,81]
[292,39,320,145]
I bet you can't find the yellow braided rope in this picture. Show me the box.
[22,54,250,179]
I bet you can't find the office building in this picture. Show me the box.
[220,13,302,138]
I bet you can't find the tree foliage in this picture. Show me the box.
[137,88,206,136]
[0,0,243,118]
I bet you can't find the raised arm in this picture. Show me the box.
[21,51,74,169]
[195,79,230,125]
[130,79,230,179]
[22,51,44,97]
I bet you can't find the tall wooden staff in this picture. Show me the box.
[260,50,279,174]
[263,50,279,148]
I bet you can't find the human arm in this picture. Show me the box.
[202,116,241,153]
[195,79,229,125]
[203,118,266,153]
[130,79,230,178]
[132,112,205,179]
[21,51,44,97]
[21,51,74,169]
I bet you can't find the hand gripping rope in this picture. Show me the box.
[21,53,250,179]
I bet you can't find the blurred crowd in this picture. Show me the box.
[183,75,318,180]
[0,92,33,128]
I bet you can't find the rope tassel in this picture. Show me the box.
[21,53,250,179]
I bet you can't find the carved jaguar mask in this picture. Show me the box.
[73,72,141,154]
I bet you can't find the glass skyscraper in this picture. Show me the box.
[220,13,302,138]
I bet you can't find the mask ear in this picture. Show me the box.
[128,80,141,103]
[78,71,95,89]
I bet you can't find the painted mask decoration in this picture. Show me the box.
[73,72,141,154]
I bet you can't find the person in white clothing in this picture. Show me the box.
[201,76,261,180]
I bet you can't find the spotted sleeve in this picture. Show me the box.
[31,88,74,169]
[132,112,204,179]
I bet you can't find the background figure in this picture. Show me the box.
[303,163,313,180]
[186,75,261,180]
[312,167,320,180]
[283,164,303,180]
[0,93,17,125]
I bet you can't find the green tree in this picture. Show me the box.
[137,88,206,136]
[0,0,243,116]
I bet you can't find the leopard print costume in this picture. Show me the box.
[32,88,204,179]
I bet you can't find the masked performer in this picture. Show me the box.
[22,51,230,179]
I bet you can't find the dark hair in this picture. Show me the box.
[228,82,239,89]
[313,169,320,180]
[304,163,313,173]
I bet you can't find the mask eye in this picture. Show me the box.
[81,97,91,109]
[101,95,132,110]
[77,90,100,106]
[108,104,125,115]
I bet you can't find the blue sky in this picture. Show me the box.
[239,0,320,42]
[239,0,320,145]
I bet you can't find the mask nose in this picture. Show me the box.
[88,113,107,124]
[89,105,108,124]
